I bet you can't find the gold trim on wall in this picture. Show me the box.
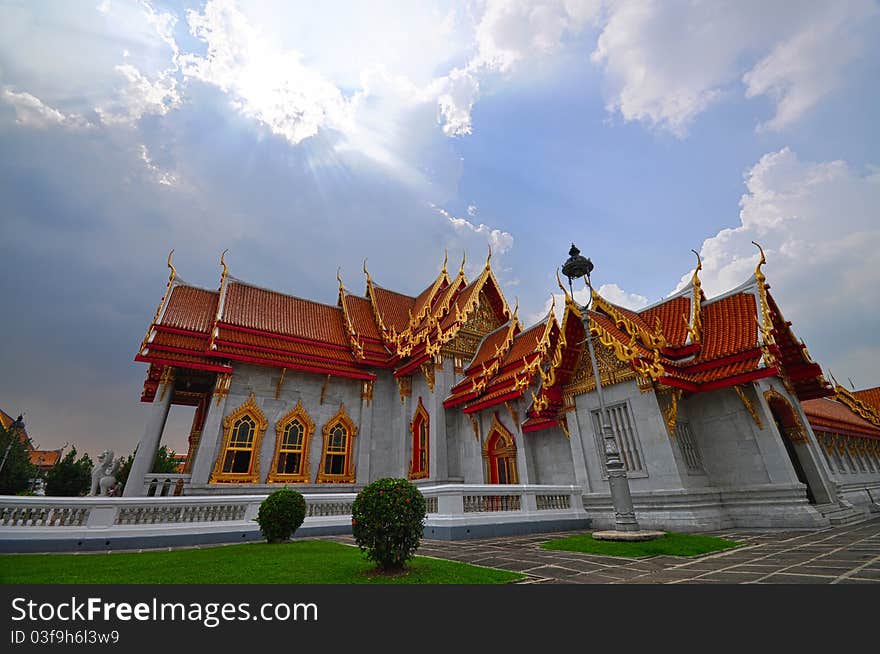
[210,393,268,484]
[408,397,430,480]
[265,400,315,484]
[315,404,358,483]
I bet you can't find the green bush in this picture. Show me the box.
[351,478,426,573]
[45,448,92,497]
[256,487,307,543]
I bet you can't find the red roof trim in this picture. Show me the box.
[154,324,210,338]
[220,351,376,381]
[134,354,231,374]
[666,367,779,393]
[463,389,524,414]
[213,338,356,369]
[522,417,558,433]
[679,347,764,373]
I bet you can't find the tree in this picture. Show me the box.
[115,445,180,489]
[0,420,37,495]
[44,448,92,497]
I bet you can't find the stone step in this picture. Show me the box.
[815,503,866,526]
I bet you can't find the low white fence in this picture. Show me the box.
[0,485,587,550]
[141,473,191,497]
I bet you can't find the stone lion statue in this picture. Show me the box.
[90,450,121,496]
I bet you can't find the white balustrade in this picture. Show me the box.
[0,484,587,550]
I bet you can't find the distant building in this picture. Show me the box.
[0,409,63,474]
[125,249,879,529]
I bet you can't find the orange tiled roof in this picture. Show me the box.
[504,321,546,364]
[160,285,217,333]
[29,450,61,467]
[371,285,415,334]
[802,397,880,439]
[221,282,349,347]
[640,295,690,348]
[466,322,515,373]
[854,387,880,413]
[343,293,383,342]
[693,292,758,362]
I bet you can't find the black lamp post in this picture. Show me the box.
[562,244,641,533]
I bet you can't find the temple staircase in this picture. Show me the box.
[814,502,867,526]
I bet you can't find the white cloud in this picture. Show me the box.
[742,5,871,131]
[97,64,181,125]
[688,147,880,379]
[432,68,481,137]
[429,203,515,254]
[1,88,91,129]
[591,0,876,135]
[139,144,178,186]
[179,0,354,145]
[433,0,600,136]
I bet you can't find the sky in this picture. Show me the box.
[1,0,878,459]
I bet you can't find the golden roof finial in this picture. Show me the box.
[556,269,573,305]
[512,296,519,320]
[752,241,766,277]
[458,251,467,277]
[691,248,702,274]
[829,370,841,388]
[363,257,373,286]
[220,249,228,277]
[441,249,448,276]
[337,266,345,295]
[485,243,492,270]
[166,249,176,284]
[549,293,556,317]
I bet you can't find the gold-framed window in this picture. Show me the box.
[266,400,314,483]
[409,397,429,480]
[315,404,358,483]
[210,393,268,484]
[482,413,519,484]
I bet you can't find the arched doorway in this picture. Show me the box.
[764,390,830,505]
[484,417,518,484]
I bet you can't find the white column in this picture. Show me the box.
[123,380,173,496]
[356,382,374,484]
[399,392,412,478]
[429,361,450,482]
[511,401,533,485]
[566,402,593,492]
[189,390,230,487]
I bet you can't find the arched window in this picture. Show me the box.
[266,400,314,483]
[482,414,518,484]
[316,405,358,483]
[409,398,429,480]
[210,393,267,484]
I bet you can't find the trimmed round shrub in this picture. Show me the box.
[256,487,307,543]
[351,478,427,572]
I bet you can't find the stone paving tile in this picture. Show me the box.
[756,573,835,584]
[844,568,880,580]
[325,517,880,584]
[782,565,852,576]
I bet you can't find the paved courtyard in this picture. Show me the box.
[335,516,880,583]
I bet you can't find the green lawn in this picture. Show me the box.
[541,532,740,558]
[0,540,523,585]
